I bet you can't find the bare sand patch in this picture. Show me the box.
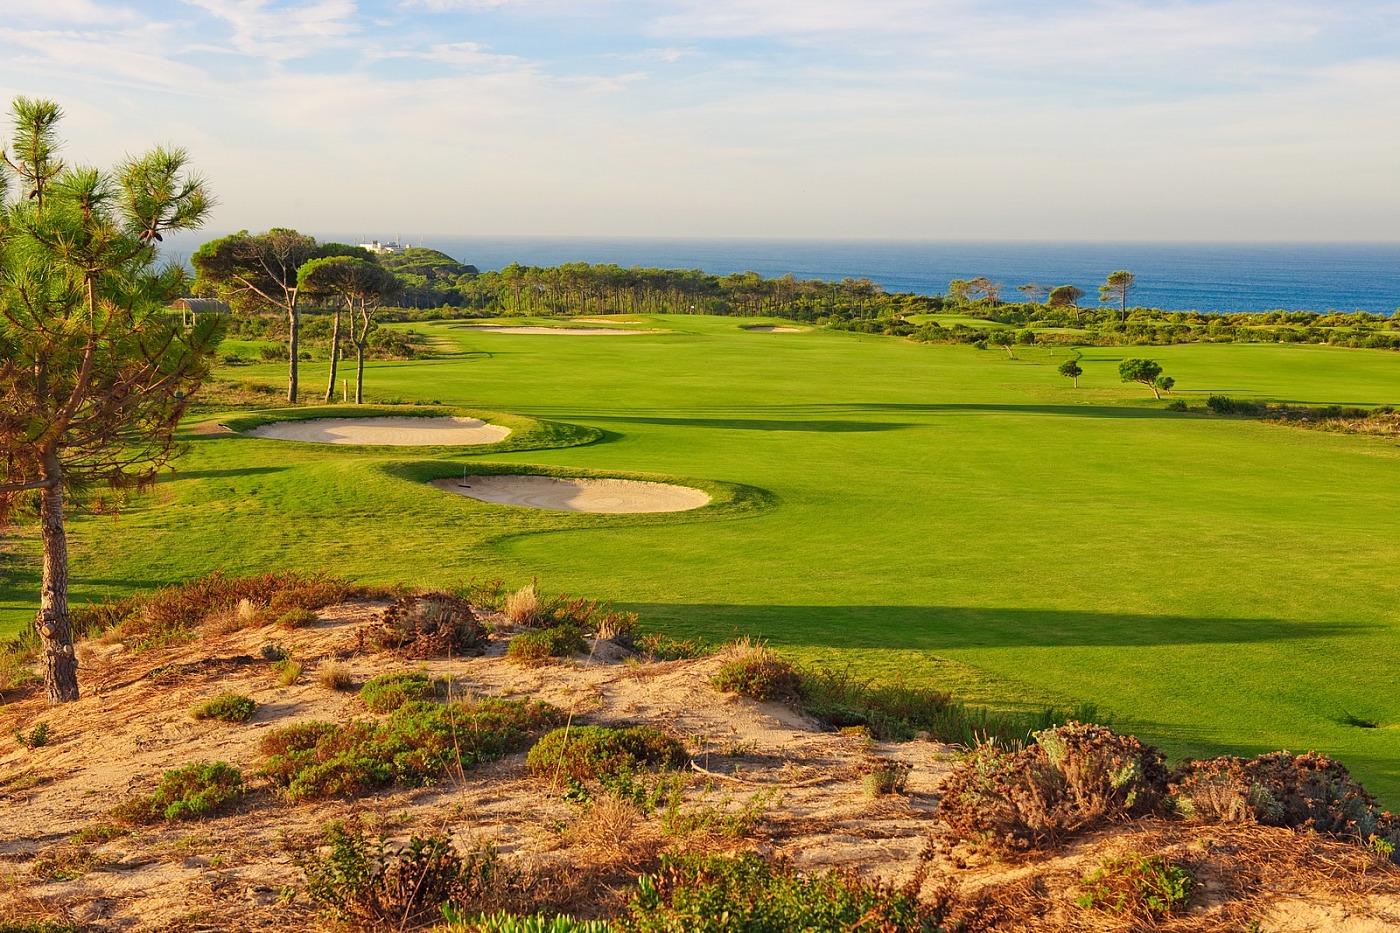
[744,325,804,333]
[245,416,510,446]
[460,325,653,335]
[432,474,709,513]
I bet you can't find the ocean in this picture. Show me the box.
[166,235,1400,316]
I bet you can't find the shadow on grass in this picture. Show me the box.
[525,401,1177,424]
[622,602,1370,650]
[161,466,290,481]
[582,414,914,433]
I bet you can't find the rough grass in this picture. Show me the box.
[261,697,563,801]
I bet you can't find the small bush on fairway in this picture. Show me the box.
[112,761,244,823]
[616,852,946,932]
[507,626,586,665]
[937,722,1169,852]
[301,822,519,931]
[711,641,802,703]
[376,592,486,658]
[1076,853,1193,921]
[361,671,440,712]
[527,725,686,784]
[190,693,256,722]
[262,698,562,801]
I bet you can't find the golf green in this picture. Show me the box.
[4,315,1398,801]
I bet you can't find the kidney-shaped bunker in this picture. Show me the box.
[432,475,709,513]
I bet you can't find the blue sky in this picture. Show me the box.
[2,0,1397,240]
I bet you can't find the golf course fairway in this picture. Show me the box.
[3,315,1398,802]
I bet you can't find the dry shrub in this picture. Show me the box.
[1173,751,1400,858]
[87,571,353,649]
[565,796,658,868]
[503,583,541,625]
[937,722,1169,853]
[711,640,802,703]
[376,592,486,658]
[317,660,353,691]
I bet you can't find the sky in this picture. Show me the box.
[1,0,1397,241]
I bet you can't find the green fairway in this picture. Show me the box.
[5,316,1400,801]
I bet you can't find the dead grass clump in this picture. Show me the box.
[317,660,354,690]
[937,722,1169,853]
[564,796,659,868]
[503,583,541,625]
[375,592,485,658]
[711,640,802,703]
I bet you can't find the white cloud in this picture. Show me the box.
[179,0,359,60]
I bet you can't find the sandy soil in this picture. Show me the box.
[431,475,710,513]
[744,325,804,333]
[459,326,654,335]
[2,601,1398,931]
[244,416,510,446]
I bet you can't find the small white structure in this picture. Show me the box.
[359,238,408,255]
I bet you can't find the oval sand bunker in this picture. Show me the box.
[432,475,710,513]
[246,416,510,446]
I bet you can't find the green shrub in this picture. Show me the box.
[937,722,1169,853]
[616,853,945,932]
[274,658,303,685]
[863,761,911,798]
[360,671,440,712]
[507,626,586,665]
[440,910,612,933]
[190,693,256,723]
[0,923,88,933]
[15,721,49,749]
[1076,854,1193,920]
[527,725,686,785]
[301,822,517,930]
[112,761,244,823]
[262,698,562,801]
[278,607,319,628]
[711,643,801,702]
[629,633,711,662]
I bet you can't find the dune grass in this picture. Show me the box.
[4,314,1400,801]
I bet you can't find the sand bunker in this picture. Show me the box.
[432,475,710,513]
[460,325,651,335]
[744,325,804,333]
[245,416,510,446]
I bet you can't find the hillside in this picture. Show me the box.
[2,584,1398,932]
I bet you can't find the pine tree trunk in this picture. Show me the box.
[36,452,79,703]
[324,308,342,403]
[286,304,299,402]
[356,344,366,404]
